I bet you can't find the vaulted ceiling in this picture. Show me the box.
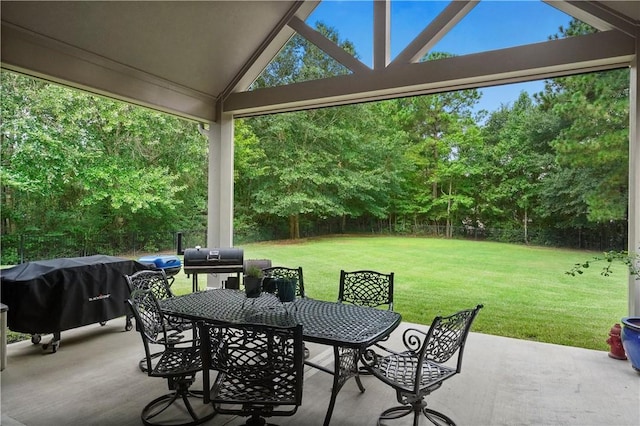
[1,1,639,122]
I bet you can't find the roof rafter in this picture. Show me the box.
[287,15,370,74]
[373,0,390,70]
[223,1,319,98]
[225,29,634,117]
[546,0,638,37]
[391,0,479,66]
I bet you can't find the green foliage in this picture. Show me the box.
[539,20,628,226]
[246,265,264,278]
[378,53,484,237]
[243,22,407,239]
[251,22,353,88]
[1,71,208,239]
[1,17,629,251]
[567,250,639,278]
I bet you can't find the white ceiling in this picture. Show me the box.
[1,1,638,122]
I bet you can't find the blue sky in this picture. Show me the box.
[306,0,574,112]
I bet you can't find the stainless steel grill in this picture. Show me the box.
[181,246,244,292]
[183,247,244,274]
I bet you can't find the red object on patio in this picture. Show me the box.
[607,323,627,360]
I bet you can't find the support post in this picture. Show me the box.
[628,30,640,317]
[201,105,235,289]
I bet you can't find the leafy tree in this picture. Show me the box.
[1,71,207,246]
[244,23,404,239]
[1,17,629,253]
[541,69,629,223]
[480,93,558,242]
[251,22,352,89]
[390,54,481,236]
[537,20,629,245]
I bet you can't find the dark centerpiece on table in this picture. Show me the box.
[244,265,263,298]
[275,278,296,303]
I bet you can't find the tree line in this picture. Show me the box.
[0,20,629,262]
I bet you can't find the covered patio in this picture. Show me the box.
[1,2,639,425]
[1,319,638,426]
[2,1,639,315]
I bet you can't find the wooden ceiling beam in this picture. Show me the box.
[225,30,634,117]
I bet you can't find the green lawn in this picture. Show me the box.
[170,235,628,351]
[6,236,629,350]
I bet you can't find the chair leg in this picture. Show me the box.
[244,415,282,426]
[377,405,414,425]
[244,415,267,425]
[422,407,456,426]
[354,372,365,393]
[377,403,456,426]
[141,377,216,426]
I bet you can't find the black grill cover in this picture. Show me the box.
[0,255,147,334]
[183,247,243,267]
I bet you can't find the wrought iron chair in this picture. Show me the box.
[198,321,305,426]
[261,266,306,298]
[360,304,483,426]
[338,269,395,376]
[126,289,215,426]
[338,269,394,310]
[125,269,192,331]
[125,269,193,372]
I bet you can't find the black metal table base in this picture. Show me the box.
[305,346,365,426]
[377,403,457,426]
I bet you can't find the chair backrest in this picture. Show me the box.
[125,269,174,300]
[416,304,483,375]
[203,322,304,415]
[126,289,169,373]
[262,266,305,298]
[338,269,394,310]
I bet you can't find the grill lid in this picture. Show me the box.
[183,247,244,269]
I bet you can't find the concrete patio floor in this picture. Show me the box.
[1,318,638,426]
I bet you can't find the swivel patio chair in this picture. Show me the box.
[126,269,192,331]
[126,289,215,426]
[360,304,483,426]
[125,269,193,372]
[198,321,304,426]
[338,269,394,310]
[338,269,395,375]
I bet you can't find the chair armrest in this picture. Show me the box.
[360,341,398,369]
[401,327,430,352]
[165,314,194,332]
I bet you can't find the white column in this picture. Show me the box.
[629,30,640,317]
[202,109,235,289]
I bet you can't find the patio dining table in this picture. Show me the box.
[159,289,402,426]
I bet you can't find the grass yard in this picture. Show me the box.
[169,235,628,351]
[5,235,629,350]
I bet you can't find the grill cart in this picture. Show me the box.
[183,247,243,291]
[0,255,147,353]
